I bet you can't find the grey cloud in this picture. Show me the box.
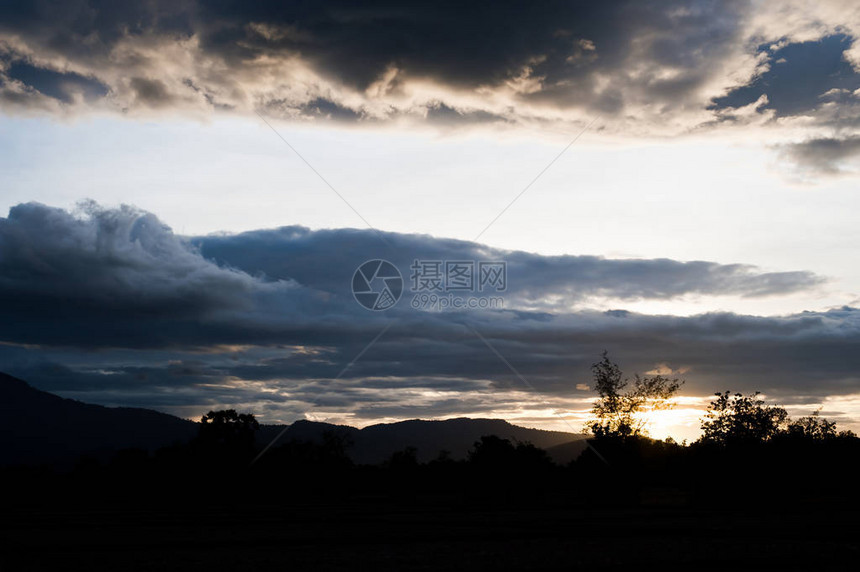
[350,397,517,420]
[296,97,363,121]
[777,136,860,175]
[3,304,859,422]
[129,77,174,108]
[424,101,510,126]
[196,226,824,307]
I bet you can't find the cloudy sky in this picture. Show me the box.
[2,0,860,440]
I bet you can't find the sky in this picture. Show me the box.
[2,0,860,441]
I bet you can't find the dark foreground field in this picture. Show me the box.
[4,377,859,570]
[4,494,858,571]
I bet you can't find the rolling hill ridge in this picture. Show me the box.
[0,372,587,466]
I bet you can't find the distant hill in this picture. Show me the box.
[544,439,591,465]
[359,418,583,463]
[258,417,586,464]
[0,372,198,466]
[1,372,587,466]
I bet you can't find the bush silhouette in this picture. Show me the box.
[195,409,260,461]
[698,391,787,446]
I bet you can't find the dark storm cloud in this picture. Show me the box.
[0,202,856,420]
[0,0,750,121]
[188,0,746,103]
[0,202,821,349]
[0,0,194,50]
[195,225,823,305]
[0,201,266,313]
[4,1,860,176]
[0,203,821,347]
[0,201,321,348]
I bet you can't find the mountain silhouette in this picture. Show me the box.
[258,417,587,464]
[1,372,586,466]
[0,372,197,466]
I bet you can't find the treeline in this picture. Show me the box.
[4,353,859,511]
[4,404,859,513]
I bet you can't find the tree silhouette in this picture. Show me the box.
[387,446,419,470]
[698,391,787,446]
[196,409,260,454]
[585,351,683,439]
[468,435,552,468]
